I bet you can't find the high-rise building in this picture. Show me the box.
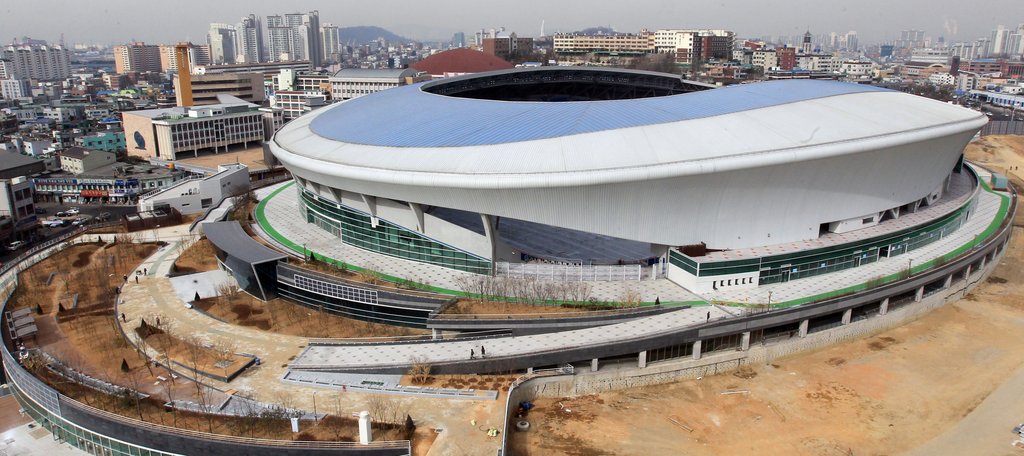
[114,42,162,74]
[266,15,293,61]
[207,23,237,65]
[845,31,859,52]
[302,11,322,67]
[159,43,210,73]
[1,42,71,80]
[801,31,812,54]
[235,15,264,63]
[321,23,340,64]
[452,32,466,48]
[896,30,926,49]
[990,25,1011,56]
[265,11,322,66]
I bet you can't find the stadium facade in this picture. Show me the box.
[268,67,987,292]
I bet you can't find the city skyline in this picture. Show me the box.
[1,0,1021,46]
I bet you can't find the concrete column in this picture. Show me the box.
[358,411,372,444]
[480,214,498,270]
[914,286,924,302]
[964,264,972,279]
[590,358,599,372]
[692,340,702,360]
[650,264,658,280]
[740,332,751,351]
[880,298,890,315]
[944,274,953,289]
[980,257,987,271]
[798,319,809,338]
[431,328,440,340]
[638,351,647,368]
[842,308,852,325]
[527,367,534,374]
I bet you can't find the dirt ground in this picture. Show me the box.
[192,291,428,338]
[177,146,269,171]
[172,238,219,274]
[509,137,1024,456]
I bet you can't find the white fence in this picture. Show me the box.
[494,261,644,282]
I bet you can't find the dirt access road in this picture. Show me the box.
[509,137,1024,456]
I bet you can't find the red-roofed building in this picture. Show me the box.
[410,48,515,79]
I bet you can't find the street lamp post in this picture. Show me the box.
[312,391,318,422]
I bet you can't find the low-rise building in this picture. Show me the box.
[328,68,429,101]
[122,96,266,160]
[74,131,126,152]
[0,152,46,179]
[137,163,249,214]
[33,162,187,205]
[0,176,37,242]
[928,72,955,86]
[58,147,117,174]
[175,72,266,106]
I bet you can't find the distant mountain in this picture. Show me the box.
[573,26,618,36]
[338,26,414,45]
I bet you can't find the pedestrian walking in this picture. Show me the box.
[122,274,128,282]
[481,346,486,357]
[135,276,139,284]
[470,349,475,360]
[120,312,126,322]
[143,267,147,275]
[706,311,711,322]
[156,316,160,326]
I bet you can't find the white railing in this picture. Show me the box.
[495,261,643,282]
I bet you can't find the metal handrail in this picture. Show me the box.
[60,397,410,449]
[431,305,666,321]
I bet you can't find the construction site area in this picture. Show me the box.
[507,135,1024,456]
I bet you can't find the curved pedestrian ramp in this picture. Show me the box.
[282,370,498,400]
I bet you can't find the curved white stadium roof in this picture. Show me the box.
[274,78,984,188]
[271,71,987,249]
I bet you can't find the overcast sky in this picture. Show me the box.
[1,0,1020,46]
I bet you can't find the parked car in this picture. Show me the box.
[34,207,47,214]
[7,240,25,251]
[98,212,111,221]
[42,218,64,228]
[65,207,80,215]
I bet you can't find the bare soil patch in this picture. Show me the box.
[172,238,219,274]
[509,226,1024,456]
[8,240,162,392]
[192,290,428,339]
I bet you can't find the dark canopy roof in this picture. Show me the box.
[203,221,286,265]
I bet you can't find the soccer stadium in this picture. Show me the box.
[266,67,989,294]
